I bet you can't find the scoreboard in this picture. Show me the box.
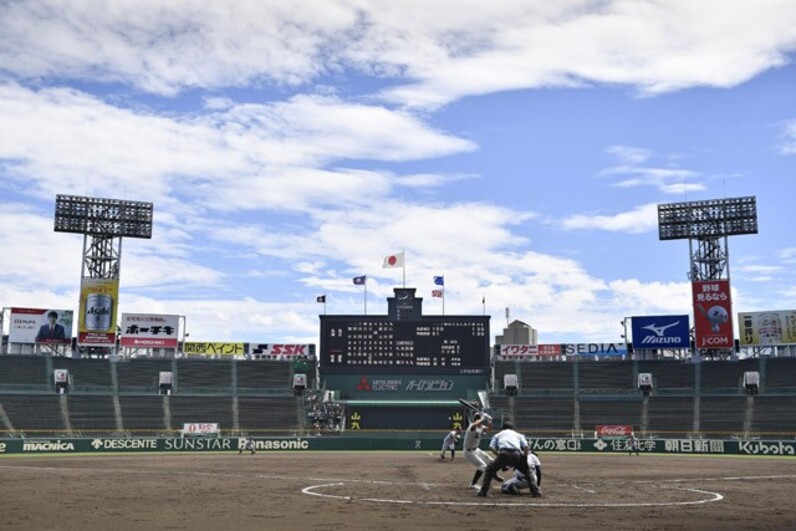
[319,288,490,375]
[320,316,489,374]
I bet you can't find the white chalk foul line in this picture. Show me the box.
[301,483,724,508]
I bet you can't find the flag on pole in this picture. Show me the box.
[434,276,444,286]
[353,275,367,285]
[382,252,404,268]
[432,289,444,298]
[316,295,326,303]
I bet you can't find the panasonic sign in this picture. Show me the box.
[631,315,690,350]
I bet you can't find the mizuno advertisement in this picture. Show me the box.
[630,315,690,349]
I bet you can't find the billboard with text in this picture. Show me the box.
[738,310,796,346]
[631,315,690,349]
[78,277,119,345]
[120,313,180,348]
[692,279,733,350]
[9,307,73,344]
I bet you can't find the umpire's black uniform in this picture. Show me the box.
[478,422,542,497]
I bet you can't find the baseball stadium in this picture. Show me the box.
[3,261,796,528]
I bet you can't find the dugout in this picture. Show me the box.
[344,400,471,431]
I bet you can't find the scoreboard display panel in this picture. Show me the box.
[320,315,490,375]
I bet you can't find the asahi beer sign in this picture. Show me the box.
[78,277,119,345]
[120,313,180,348]
[631,315,690,349]
[9,307,73,344]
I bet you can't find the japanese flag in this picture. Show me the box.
[382,252,404,268]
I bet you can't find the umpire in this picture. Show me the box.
[477,421,542,498]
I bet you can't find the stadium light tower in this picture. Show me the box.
[54,195,154,353]
[658,196,758,356]
[658,196,757,281]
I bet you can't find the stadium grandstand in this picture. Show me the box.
[2,343,796,441]
[0,356,312,437]
[491,357,796,439]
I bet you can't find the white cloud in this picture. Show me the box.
[560,203,659,233]
[736,265,783,273]
[605,145,651,165]
[1,1,795,106]
[779,120,796,154]
[372,1,796,107]
[0,0,357,95]
[0,84,474,210]
[0,204,225,292]
[780,248,796,261]
[599,146,706,195]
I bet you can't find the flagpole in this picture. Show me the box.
[364,281,368,315]
[402,250,406,288]
[324,300,327,315]
[482,295,486,316]
[442,290,445,316]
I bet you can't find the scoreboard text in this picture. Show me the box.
[320,316,489,375]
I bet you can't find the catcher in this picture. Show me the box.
[501,450,542,495]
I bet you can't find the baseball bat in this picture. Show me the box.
[458,398,481,413]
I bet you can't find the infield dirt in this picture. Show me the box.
[2,452,796,530]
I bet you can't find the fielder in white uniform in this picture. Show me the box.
[463,413,498,489]
[501,451,542,495]
[439,429,460,461]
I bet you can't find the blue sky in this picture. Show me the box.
[1,0,795,345]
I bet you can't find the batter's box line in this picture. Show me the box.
[301,483,724,508]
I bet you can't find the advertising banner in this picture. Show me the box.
[183,342,245,356]
[631,315,690,349]
[738,310,796,346]
[9,307,73,344]
[1,436,794,456]
[495,344,564,360]
[595,425,633,438]
[562,343,628,356]
[248,343,315,360]
[78,277,119,345]
[496,344,539,357]
[322,374,487,398]
[182,423,220,435]
[120,313,180,348]
[692,280,733,350]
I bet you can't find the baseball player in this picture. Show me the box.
[501,450,542,495]
[626,435,640,456]
[439,428,460,461]
[463,412,502,489]
[477,421,541,498]
[239,437,256,455]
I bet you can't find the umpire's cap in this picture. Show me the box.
[501,421,514,430]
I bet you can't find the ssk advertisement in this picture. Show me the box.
[692,279,733,349]
[78,277,119,345]
[120,313,180,348]
[9,307,73,344]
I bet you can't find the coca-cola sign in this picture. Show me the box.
[595,425,633,437]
